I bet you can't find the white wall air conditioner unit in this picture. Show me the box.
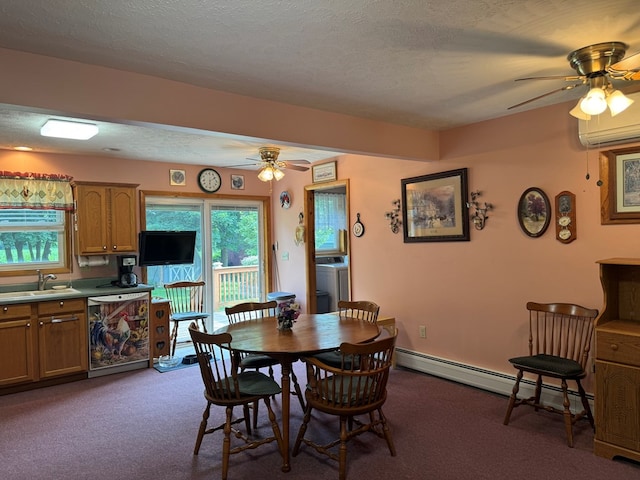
[578,91,640,147]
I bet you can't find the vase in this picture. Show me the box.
[277,315,293,330]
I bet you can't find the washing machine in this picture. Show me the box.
[316,257,349,312]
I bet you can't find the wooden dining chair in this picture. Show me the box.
[503,301,598,447]
[164,281,210,357]
[225,300,306,425]
[311,300,380,368]
[293,329,397,480]
[188,323,283,480]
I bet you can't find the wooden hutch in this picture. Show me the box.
[594,258,640,462]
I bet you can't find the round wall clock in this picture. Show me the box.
[352,213,365,237]
[197,168,222,193]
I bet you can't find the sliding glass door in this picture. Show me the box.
[144,196,267,338]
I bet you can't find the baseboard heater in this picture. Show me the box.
[395,348,593,410]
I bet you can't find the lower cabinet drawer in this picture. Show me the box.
[597,330,640,367]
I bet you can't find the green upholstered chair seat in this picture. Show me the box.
[508,354,583,377]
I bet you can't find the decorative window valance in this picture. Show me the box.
[0,171,74,211]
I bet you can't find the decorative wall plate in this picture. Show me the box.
[352,213,365,237]
[280,191,291,209]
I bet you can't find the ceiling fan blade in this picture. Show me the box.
[508,82,584,110]
[609,51,640,73]
[515,75,584,82]
[285,159,311,164]
[230,162,261,167]
[283,164,309,172]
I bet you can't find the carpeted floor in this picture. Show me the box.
[0,362,638,480]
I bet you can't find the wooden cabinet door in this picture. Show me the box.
[595,360,640,452]
[74,183,138,255]
[74,184,110,254]
[38,299,88,378]
[109,186,137,252]
[0,304,37,386]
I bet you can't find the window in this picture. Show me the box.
[314,192,347,252]
[0,208,71,274]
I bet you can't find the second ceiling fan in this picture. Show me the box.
[244,147,310,182]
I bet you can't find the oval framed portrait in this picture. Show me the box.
[517,187,550,238]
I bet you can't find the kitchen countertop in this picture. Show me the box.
[0,278,153,305]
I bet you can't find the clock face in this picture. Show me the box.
[197,168,221,193]
[558,216,571,227]
[558,229,572,240]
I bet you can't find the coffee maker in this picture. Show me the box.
[116,255,138,287]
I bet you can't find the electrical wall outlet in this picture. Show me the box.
[419,325,426,338]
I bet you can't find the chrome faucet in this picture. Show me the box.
[37,270,57,291]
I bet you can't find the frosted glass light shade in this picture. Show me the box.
[580,88,607,115]
[607,90,634,117]
[569,99,591,120]
[40,119,99,140]
[258,167,274,182]
[273,168,285,181]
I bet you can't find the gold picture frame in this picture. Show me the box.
[600,147,640,224]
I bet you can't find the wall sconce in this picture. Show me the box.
[467,191,492,230]
[385,199,402,234]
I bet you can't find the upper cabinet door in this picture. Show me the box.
[73,182,138,255]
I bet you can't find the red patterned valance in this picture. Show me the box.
[0,171,74,210]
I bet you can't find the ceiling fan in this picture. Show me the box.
[242,147,310,182]
[508,41,640,119]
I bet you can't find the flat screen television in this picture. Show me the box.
[138,230,196,266]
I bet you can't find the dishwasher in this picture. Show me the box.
[88,291,150,377]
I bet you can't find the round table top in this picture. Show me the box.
[213,312,380,356]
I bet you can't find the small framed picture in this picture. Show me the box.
[517,187,551,237]
[231,174,245,190]
[170,169,186,186]
[312,161,337,183]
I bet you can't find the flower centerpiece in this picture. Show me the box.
[277,301,300,330]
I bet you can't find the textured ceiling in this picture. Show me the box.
[0,0,639,167]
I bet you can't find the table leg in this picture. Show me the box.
[280,359,292,472]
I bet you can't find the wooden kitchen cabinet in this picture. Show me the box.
[37,298,88,378]
[0,304,37,386]
[594,258,640,462]
[0,298,88,391]
[73,182,138,255]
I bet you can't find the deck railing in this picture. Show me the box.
[212,265,260,308]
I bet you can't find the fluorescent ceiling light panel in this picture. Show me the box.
[40,119,99,140]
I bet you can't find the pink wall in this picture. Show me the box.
[3,48,640,393]
[272,103,640,393]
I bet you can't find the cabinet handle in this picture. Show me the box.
[50,315,79,324]
[102,246,107,250]
[3,307,7,312]
[610,343,619,351]
[113,245,117,250]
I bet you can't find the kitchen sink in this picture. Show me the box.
[0,288,81,300]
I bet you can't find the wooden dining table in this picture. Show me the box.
[213,312,380,472]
